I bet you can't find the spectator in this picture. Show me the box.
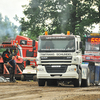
[2,49,11,63]
[7,56,18,82]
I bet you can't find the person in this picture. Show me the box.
[12,48,18,56]
[43,41,54,49]
[2,49,11,63]
[66,41,75,49]
[7,56,16,82]
[2,49,10,58]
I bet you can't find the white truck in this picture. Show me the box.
[37,32,90,87]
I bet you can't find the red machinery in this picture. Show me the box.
[15,35,38,81]
[15,35,38,66]
[82,33,100,85]
[82,33,100,62]
[0,41,24,78]
[0,35,38,79]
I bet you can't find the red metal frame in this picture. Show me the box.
[15,64,22,74]
[3,64,9,74]
[3,64,22,75]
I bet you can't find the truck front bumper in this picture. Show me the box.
[37,65,79,79]
[37,72,78,79]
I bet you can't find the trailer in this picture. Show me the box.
[82,33,100,85]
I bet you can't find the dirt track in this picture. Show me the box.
[0,81,100,100]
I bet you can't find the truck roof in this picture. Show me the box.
[39,34,80,39]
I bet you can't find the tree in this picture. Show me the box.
[20,0,97,39]
[0,13,19,44]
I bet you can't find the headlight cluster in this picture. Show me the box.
[68,67,77,71]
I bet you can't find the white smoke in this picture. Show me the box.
[0,14,20,43]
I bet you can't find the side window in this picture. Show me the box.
[20,40,27,45]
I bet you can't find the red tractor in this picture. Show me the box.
[0,41,24,78]
[0,35,38,80]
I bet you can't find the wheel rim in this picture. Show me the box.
[79,70,82,86]
[87,76,90,86]
[79,75,81,86]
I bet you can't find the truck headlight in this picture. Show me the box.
[68,68,77,71]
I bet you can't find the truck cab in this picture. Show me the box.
[85,33,100,56]
[82,33,100,85]
[37,32,83,87]
[14,35,38,81]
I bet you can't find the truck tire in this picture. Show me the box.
[33,75,37,81]
[0,64,3,74]
[81,74,90,87]
[21,75,25,81]
[52,80,58,86]
[17,62,24,73]
[38,79,45,86]
[74,69,82,87]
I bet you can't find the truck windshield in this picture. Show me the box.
[85,42,100,51]
[38,38,75,52]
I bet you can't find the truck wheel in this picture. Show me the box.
[74,69,82,87]
[81,74,90,87]
[38,79,45,86]
[33,75,37,81]
[21,75,25,81]
[47,80,53,86]
[17,62,24,73]
[81,68,90,87]
[0,64,3,74]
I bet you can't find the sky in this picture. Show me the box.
[0,0,99,33]
[0,0,30,26]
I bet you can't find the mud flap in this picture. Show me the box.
[81,62,88,80]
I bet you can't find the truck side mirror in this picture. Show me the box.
[80,41,83,49]
[32,40,35,47]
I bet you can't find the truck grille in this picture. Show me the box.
[41,56,72,64]
[41,57,72,60]
[41,61,71,63]
[45,65,68,73]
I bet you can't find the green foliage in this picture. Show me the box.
[20,0,99,40]
[0,48,5,53]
